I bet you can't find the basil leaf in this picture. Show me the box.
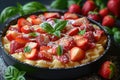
[29,32,38,37]
[17,2,24,16]
[24,46,31,53]
[53,31,61,37]
[68,0,82,7]
[23,1,47,15]
[78,29,86,35]
[4,66,26,80]
[54,20,67,31]
[40,22,54,33]
[54,19,61,23]
[50,0,68,10]
[0,6,18,23]
[57,45,63,56]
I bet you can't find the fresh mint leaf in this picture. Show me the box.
[57,45,63,56]
[24,46,31,53]
[78,29,86,35]
[4,66,26,80]
[29,32,38,37]
[0,6,18,23]
[23,1,47,15]
[40,22,54,33]
[53,31,61,37]
[54,20,67,31]
[50,0,68,10]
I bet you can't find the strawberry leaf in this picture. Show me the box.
[109,63,116,79]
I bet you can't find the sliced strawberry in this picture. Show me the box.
[75,37,88,50]
[73,35,83,41]
[9,26,19,32]
[72,17,89,27]
[25,48,38,60]
[10,40,25,54]
[15,48,24,53]
[25,42,38,49]
[83,31,95,42]
[99,61,116,79]
[40,46,51,51]
[36,35,49,46]
[94,29,104,41]
[80,24,94,32]
[17,18,32,28]
[15,35,30,44]
[63,38,76,51]
[49,35,59,41]
[44,12,60,19]
[32,18,42,25]
[31,25,46,33]
[38,51,52,61]
[56,54,69,64]
[64,12,78,20]
[67,28,79,36]
[29,15,37,19]
[6,31,20,41]
[21,25,31,34]
[70,47,85,61]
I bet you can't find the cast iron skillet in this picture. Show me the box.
[0,11,111,80]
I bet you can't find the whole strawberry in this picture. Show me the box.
[82,0,96,16]
[99,8,109,18]
[102,15,115,27]
[88,11,101,22]
[99,61,116,79]
[107,0,120,18]
[68,4,81,14]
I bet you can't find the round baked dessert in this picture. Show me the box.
[2,12,107,68]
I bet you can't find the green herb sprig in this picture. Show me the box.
[40,20,67,37]
[0,1,47,23]
[56,45,63,56]
[4,66,26,80]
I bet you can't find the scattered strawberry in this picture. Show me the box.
[88,11,101,22]
[72,17,89,27]
[15,35,30,44]
[99,61,116,79]
[67,28,79,36]
[94,29,104,41]
[75,37,89,50]
[17,18,32,29]
[70,47,85,61]
[99,8,109,18]
[82,0,96,16]
[44,12,60,19]
[6,31,20,41]
[21,25,31,34]
[25,48,38,60]
[25,42,38,49]
[38,51,52,61]
[10,40,25,54]
[68,4,81,14]
[40,46,51,51]
[64,12,78,20]
[107,0,120,18]
[102,15,115,27]
[56,54,69,64]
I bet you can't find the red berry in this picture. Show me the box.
[68,4,81,14]
[99,8,109,18]
[102,15,115,27]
